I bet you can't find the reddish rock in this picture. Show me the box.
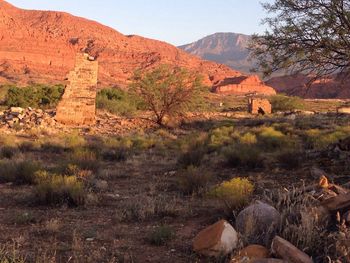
[213,75,276,96]
[266,74,350,99]
[231,245,270,262]
[271,236,313,263]
[193,220,238,258]
[0,0,245,90]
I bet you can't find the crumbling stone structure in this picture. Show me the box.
[248,98,272,115]
[56,53,98,126]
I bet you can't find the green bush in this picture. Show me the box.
[69,147,100,172]
[270,94,304,112]
[210,178,254,212]
[177,166,213,195]
[0,160,41,185]
[96,88,143,116]
[223,144,264,169]
[34,171,85,206]
[147,225,175,246]
[177,143,207,168]
[275,149,303,170]
[4,84,64,109]
[303,128,350,150]
[257,126,288,151]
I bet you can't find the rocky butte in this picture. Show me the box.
[0,0,275,96]
[212,75,276,96]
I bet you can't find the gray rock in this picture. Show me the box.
[236,201,281,246]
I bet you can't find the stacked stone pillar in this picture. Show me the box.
[56,53,98,126]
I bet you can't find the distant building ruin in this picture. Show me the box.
[248,98,272,115]
[56,53,98,126]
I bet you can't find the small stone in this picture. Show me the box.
[231,245,269,262]
[193,220,239,258]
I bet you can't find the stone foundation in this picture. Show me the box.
[248,98,272,115]
[56,53,98,126]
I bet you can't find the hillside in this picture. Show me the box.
[179,32,252,73]
[0,1,243,88]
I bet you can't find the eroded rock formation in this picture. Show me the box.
[248,98,272,115]
[213,75,276,95]
[55,53,98,126]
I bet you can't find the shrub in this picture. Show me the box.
[303,128,349,150]
[96,88,142,117]
[5,84,64,109]
[102,148,129,162]
[34,171,85,206]
[0,146,18,159]
[0,160,41,185]
[177,166,213,195]
[223,144,264,169]
[270,94,304,112]
[177,143,207,168]
[0,245,26,263]
[257,126,287,151]
[12,212,36,225]
[210,178,254,212]
[275,149,303,170]
[207,126,237,149]
[147,225,175,246]
[239,132,258,145]
[70,148,100,172]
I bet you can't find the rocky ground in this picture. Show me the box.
[0,103,350,262]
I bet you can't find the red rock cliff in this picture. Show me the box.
[0,0,243,87]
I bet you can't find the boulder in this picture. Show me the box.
[193,220,238,257]
[321,192,350,213]
[231,245,269,263]
[10,107,24,116]
[236,202,281,246]
[271,236,313,263]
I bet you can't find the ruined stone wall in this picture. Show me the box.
[56,53,98,126]
[248,98,272,115]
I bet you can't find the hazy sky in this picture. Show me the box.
[7,0,271,46]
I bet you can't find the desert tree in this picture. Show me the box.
[130,65,203,126]
[250,0,350,80]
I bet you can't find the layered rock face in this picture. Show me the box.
[0,0,243,88]
[213,75,276,95]
[55,53,98,126]
[266,74,350,99]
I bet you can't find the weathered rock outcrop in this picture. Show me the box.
[0,0,243,89]
[213,75,276,95]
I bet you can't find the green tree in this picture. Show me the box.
[250,0,350,80]
[130,65,203,126]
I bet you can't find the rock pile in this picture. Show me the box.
[0,107,56,129]
[192,171,350,262]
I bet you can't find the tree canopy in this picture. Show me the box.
[130,65,203,126]
[250,0,350,80]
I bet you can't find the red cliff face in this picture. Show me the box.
[213,75,276,95]
[266,74,350,99]
[0,0,244,88]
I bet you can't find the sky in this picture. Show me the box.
[6,0,271,46]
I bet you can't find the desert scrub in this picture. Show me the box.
[69,147,100,172]
[269,94,304,112]
[223,144,264,169]
[0,160,41,185]
[177,166,213,195]
[275,148,304,170]
[0,146,18,159]
[257,126,290,151]
[210,178,254,213]
[34,171,86,206]
[147,225,175,246]
[239,132,258,145]
[207,126,238,149]
[177,143,207,168]
[5,84,64,109]
[0,245,26,263]
[116,195,179,222]
[96,88,143,117]
[303,128,350,150]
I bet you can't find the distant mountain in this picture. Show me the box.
[179,33,253,73]
[180,33,350,98]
